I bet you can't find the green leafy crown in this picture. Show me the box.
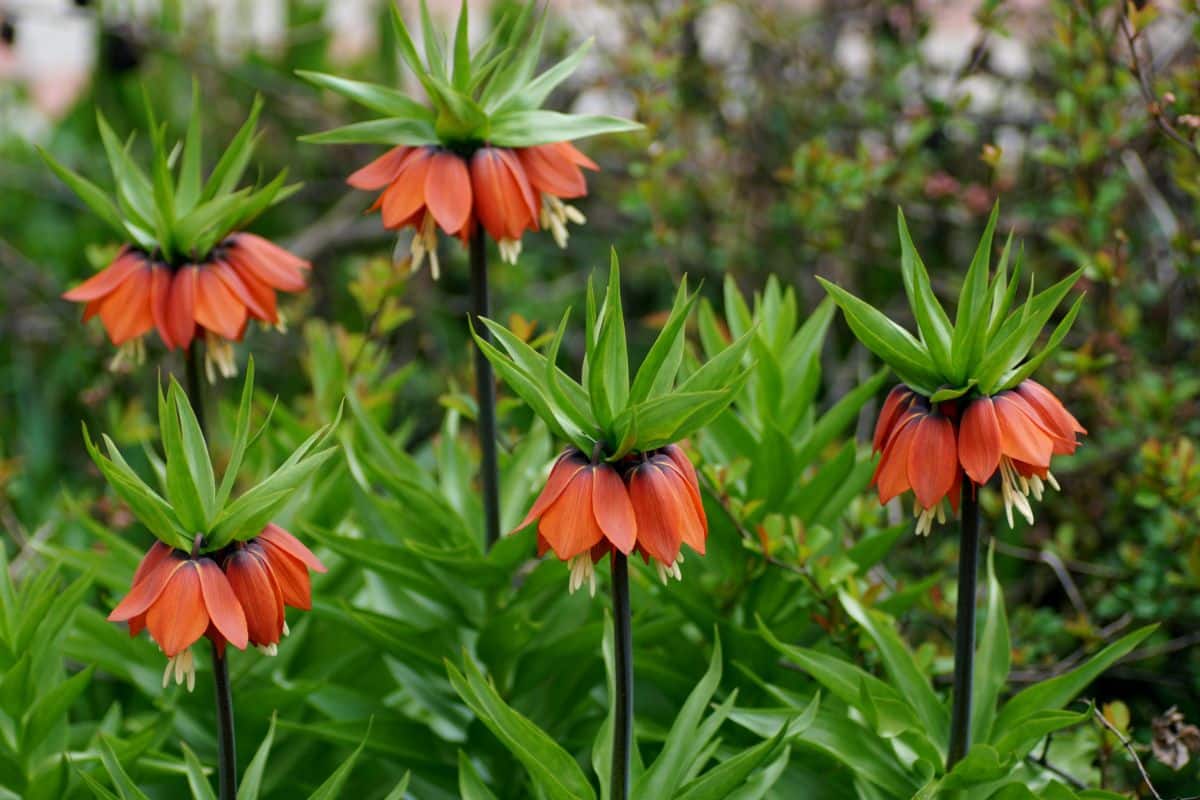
[40,85,299,264]
[818,204,1085,402]
[298,0,641,149]
[474,252,753,460]
[83,361,340,553]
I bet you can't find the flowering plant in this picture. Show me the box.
[299,0,640,267]
[819,206,1087,532]
[44,88,308,376]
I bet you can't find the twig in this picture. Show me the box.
[1026,733,1087,791]
[1089,703,1165,800]
[1119,11,1200,159]
[993,540,1123,578]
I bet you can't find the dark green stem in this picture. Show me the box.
[184,344,237,799]
[947,476,980,770]
[211,645,237,800]
[610,553,633,800]
[469,228,500,549]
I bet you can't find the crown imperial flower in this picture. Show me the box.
[823,205,1087,533]
[43,90,308,376]
[491,256,740,591]
[299,0,639,269]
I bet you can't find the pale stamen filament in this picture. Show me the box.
[567,554,597,597]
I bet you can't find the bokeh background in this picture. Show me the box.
[1,0,1199,797]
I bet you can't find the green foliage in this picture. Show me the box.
[39,87,298,262]
[299,0,640,147]
[475,252,751,458]
[82,362,340,552]
[819,205,1086,396]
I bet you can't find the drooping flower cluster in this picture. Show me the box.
[108,524,326,690]
[62,235,309,379]
[42,89,307,378]
[872,380,1086,533]
[517,445,708,595]
[821,205,1088,535]
[300,0,638,273]
[348,141,596,272]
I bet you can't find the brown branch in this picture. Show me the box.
[1090,703,1165,800]
[1119,11,1200,159]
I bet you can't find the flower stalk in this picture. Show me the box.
[185,342,238,798]
[469,228,501,549]
[947,475,980,769]
[610,552,633,800]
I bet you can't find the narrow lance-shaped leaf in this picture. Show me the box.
[951,202,998,378]
[816,277,941,394]
[897,208,955,378]
[295,70,436,120]
[175,80,205,215]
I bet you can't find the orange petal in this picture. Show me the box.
[517,143,587,198]
[235,233,311,273]
[471,147,538,241]
[538,467,606,560]
[194,267,247,341]
[262,539,313,610]
[591,464,636,554]
[224,546,284,647]
[62,249,142,302]
[513,451,589,533]
[560,141,599,171]
[166,266,199,350]
[211,258,271,321]
[145,561,209,657]
[260,524,326,573]
[149,265,175,349]
[197,557,248,650]
[131,540,174,586]
[994,393,1054,468]
[424,150,473,234]
[959,397,1002,485]
[1015,380,1085,454]
[96,263,155,345]
[873,385,914,453]
[108,552,185,622]
[872,413,919,504]
[380,148,434,228]
[659,459,707,554]
[907,414,958,509]
[347,146,413,190]
[627,462,686,565]
[494,148,538,237]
